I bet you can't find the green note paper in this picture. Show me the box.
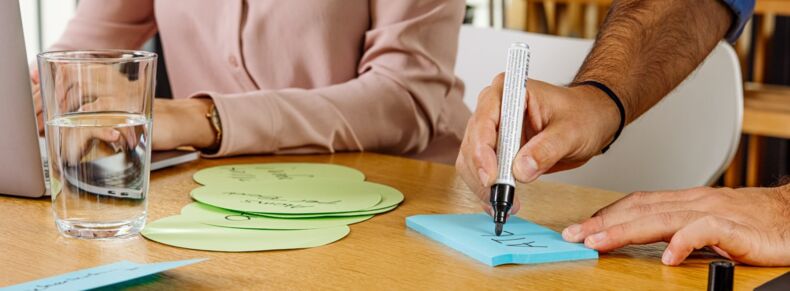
[180,202,373,230]
[193,163,365,185]
[190,181,382,214]
[249,182,403,218]
[252,204,399,218]
[141,215,350,252]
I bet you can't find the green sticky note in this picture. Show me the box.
[141,215,350,252]
[249,182,404,218]
[252,204,399,218]
[193,163,365,185]
[180,202,373,230]
[190,181,382,214]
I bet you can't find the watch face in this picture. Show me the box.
[211,109,221,127]
[208,105,222,148]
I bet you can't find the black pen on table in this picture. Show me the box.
[491,42,530,236]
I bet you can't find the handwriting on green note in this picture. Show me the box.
[190,181,383,214]
[226,167,317,181]
[226,191,341,209]
[248,182,404,218]
[193,163,365,185]
[180,203,373,230]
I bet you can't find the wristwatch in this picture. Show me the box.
[205,104,222,150]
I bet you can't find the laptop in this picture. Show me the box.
[0,1,199,198]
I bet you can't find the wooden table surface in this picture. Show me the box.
[0,153,787,290]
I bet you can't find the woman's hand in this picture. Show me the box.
[48,98,216,164]
[455,74,620,214]
[562,185,790,266]
[31,66,44,133]
[54,98,143,166]
[32,64,147,133]
[152,98,216,151]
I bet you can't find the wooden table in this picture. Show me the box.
[0,153,787,289]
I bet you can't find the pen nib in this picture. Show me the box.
[495,223,503,236]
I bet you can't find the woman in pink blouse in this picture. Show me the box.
[34,0,470,164]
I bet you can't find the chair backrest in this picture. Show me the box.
[456,25,743,193]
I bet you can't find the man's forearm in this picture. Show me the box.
[573,0,733,123]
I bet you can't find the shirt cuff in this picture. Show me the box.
[721,0,755,43]
[188,91,281,158]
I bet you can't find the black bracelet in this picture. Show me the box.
[574,80,626,154]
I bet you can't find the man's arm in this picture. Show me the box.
[456,0,737,213]
[562,183,790,266]
[574,0,733,124]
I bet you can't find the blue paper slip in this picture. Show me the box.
[1,258,206,291]
[406,214,597,266]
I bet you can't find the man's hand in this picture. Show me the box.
[456,74,620,214]
[562,185,790,266]
[152,98,216,151]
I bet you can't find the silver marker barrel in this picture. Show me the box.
[491,42,530,236]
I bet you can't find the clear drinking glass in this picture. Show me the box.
[38,50,156,239]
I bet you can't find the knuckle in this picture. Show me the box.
[675,211,698,224]
[465,118,476,133]
[590,215,607,230]
[610,223,630,238]
[492,73,505,85]
[634,203,655,215]
[530,140,558,167]
[472,149,485,168]
[592,207,608,217]
[477,86,492,102]
[657,212,675,226]
[700,193,725,206]
[476,118,497,138]
[454,155,465,172]
[706,216,735,237]
[701,215,719,227]
[702,216,736,247]
[629,191,651,202]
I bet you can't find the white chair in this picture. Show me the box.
[455,25,743,193]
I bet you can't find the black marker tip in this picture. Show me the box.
[495,223,503,236]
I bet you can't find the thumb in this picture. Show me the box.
[662,216,751,266]
[512,124,573,183]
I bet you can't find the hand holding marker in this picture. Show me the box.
[490,42,530,236]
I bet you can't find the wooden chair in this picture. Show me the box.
[729,2,790,187]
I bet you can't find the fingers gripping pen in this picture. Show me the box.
[491,43,530,236]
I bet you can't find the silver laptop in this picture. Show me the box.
[0,1,198,198]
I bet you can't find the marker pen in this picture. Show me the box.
[491,42,530,236]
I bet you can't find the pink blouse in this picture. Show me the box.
[52,0,471,164]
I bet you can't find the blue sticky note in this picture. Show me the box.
[2,258,206,291]
[406,213,597,266]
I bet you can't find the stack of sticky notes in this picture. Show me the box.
[407,213,598,266]
[142,163,403,252]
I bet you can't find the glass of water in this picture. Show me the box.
[38,50,156,239]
